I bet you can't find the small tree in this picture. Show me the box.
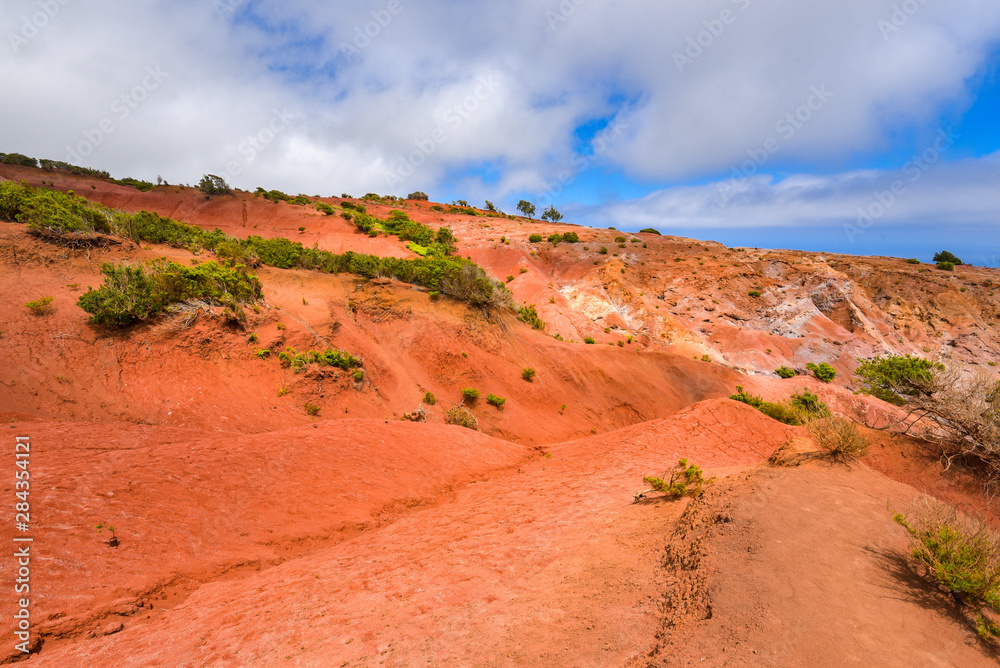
[807,362,837,382]
[484,200,497,212]
[198,174,231,198]
[637,459,713,501]
[541,206,563,222]
[407,191,429,200]
[933,250,963,266]
[517,200,536,219]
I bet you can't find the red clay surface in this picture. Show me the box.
[1,165,998,666]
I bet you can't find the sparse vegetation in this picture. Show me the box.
[25,296,54,314]
[639,228,660,235]
[748,290,761,298]
[808,417,870,461]
[906,258,920,264]
[95,522,119,548]
[937,261,955,271]
[461,388,480,401]
[776,366,796,379]
[933,250,963,266]
[198,174,231,198]
[445,404,478,430]
[893,499,1000,639]
[807,362,837,383]
[521,367,536,381]
[639,459,712,501]
[584,337,596,344]
[486,394,506,409]
[277,347,362,372]
[529,234,543,243]
[730,386,829,426]
[517,304,545,330]
[304,402,320,416]
[423,391,437,405]
[407,191,429,201]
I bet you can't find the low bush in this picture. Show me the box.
[528,234,543,243]
[641,459,712,500]
[521,367,536,381]
[77,260,262,326]
[423,391,437,405]
[748,290,762,298]
[445,404,478,430]
[808,417,869,461]
[936,261,955,271]
[315,202,335,215]
[1,152,39,167]
[776,366,796,379]
[407,191,429,200]
[25,296,54,314]
[807,362,837,382]
[639,228,660,235]
[614,236,626,243]
[486,393,506,408]
[517,304,545,330]
[906,258,920,264]
[198,174,231,198]
[730,386,828,426]
[894,500,1000,638]
[933,250,963,266]
[854,355,940,406]
[584,337,595,344]
[276,347,362,372]
[461,388,480,401]
[304,402,320,416]
[599,247,608,255]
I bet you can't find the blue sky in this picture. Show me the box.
[2,0,1000,261]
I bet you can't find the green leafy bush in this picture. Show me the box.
[1,152,39,167]
[748,290,762,298]
[906,258,920,264]
[423,391,437,405]
[641,459,712,500]
[112,177,154,192]
[806,362,837,382]
[25,296,54,314]
[933,250,963,266]
[486,394,506,408]
[776,366,796,379]
[304,402,320,416]
[584,337,595,344]
[894,500,1000,638]
[198,174,230,198]
[639,228,661,235]
[517,304,544,330]
[808,417,869,461]
[407,191,429,200]
[730,386,827,426]
[599,247,608,255]
[521,367,536,381]
[541,206,563,222]
[936,261,955,271]
[77,260,262,326]
[461,388,480,401]
[315,202,335,215]
[528,234,543,243]
[276,347,362,372]
[854,355,940,406]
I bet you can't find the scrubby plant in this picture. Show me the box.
[506,275,515,283]
[906,258,920,264]
[407,191,429,200]
[776,366,796,379]
[599,247,608,255]
[277,347,362,372]
[748,290,761,298]
[304,402,320,416]
[517,304,545,330]
[700,355,710,362]
[254,348,271,359]
[315,202,335,215]
[486,393,506,408]
[423,391,437,405]
[445,404,478,430]
[276,322,287,330]
[640,228,660,235]
[521,367,536,381]
[528,233,543,243]
[806,362,837,382]
[25,296,54,314]
[198,174,231,198]
[461,388,480,401]
[808,416,869,462]
[936,261,955,271]
[584,337,596,344]
[540,206,563,222]
[614,236,626,243]
[640,459,712,500]
[893,499,1000,638]
[730,386,828,426]
[95,521,119,548]
[352,369,365,382]
[854,355,940,406]
[933,250,963,266]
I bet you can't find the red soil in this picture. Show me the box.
[1,165,998,665]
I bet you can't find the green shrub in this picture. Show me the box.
[112,177,155,192]
[521,367,536,381]
[906,258,920,264]
[748,290,761,298]
[506,274,515,283]
[77,260,262,326]
[598,247,608,255]
[933,250,963,266]
[461,388,480,401]
[776,366,796,379]
[641,459,713,500]
[486,393,506,408]
[893,500,1000,638]
[198,174,230,198]
[407,191,429,200]
[547,233,563,244]
[352,369,365,382]
[254,348,271,359]
[276,347,362,372]
[304,402,320,416]
[936,261,954,271]
[517,304,544,330]
[854,355,940,406]
[561,232,579,243]
[431,205,444,212]
[528,234,543,243]
[806,362,837,382]
[614,236,626,243]
[423,391,437,405]
[1,152,39,168]
[315,202,335,215]
[639,228,661,235]
[730,386,827,426]
[25,296,54,314]
[584,337,596,344]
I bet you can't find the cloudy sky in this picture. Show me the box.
[3,0,1000,260]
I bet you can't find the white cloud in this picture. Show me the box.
[1,0,999,203]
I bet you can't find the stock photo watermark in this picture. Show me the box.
[7,0,71,53]
[215,107,298,184]
[538,116,628,206]
[213,0,245,21]
[878,0,928,41]
[717,85,834,202]
[673,0,752,73]
[64,65,169,164]
[339,0,408,61]
[12,434,33,655]
[844,128,958,243]
[546,0,589,31]
[383,75,503,188]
